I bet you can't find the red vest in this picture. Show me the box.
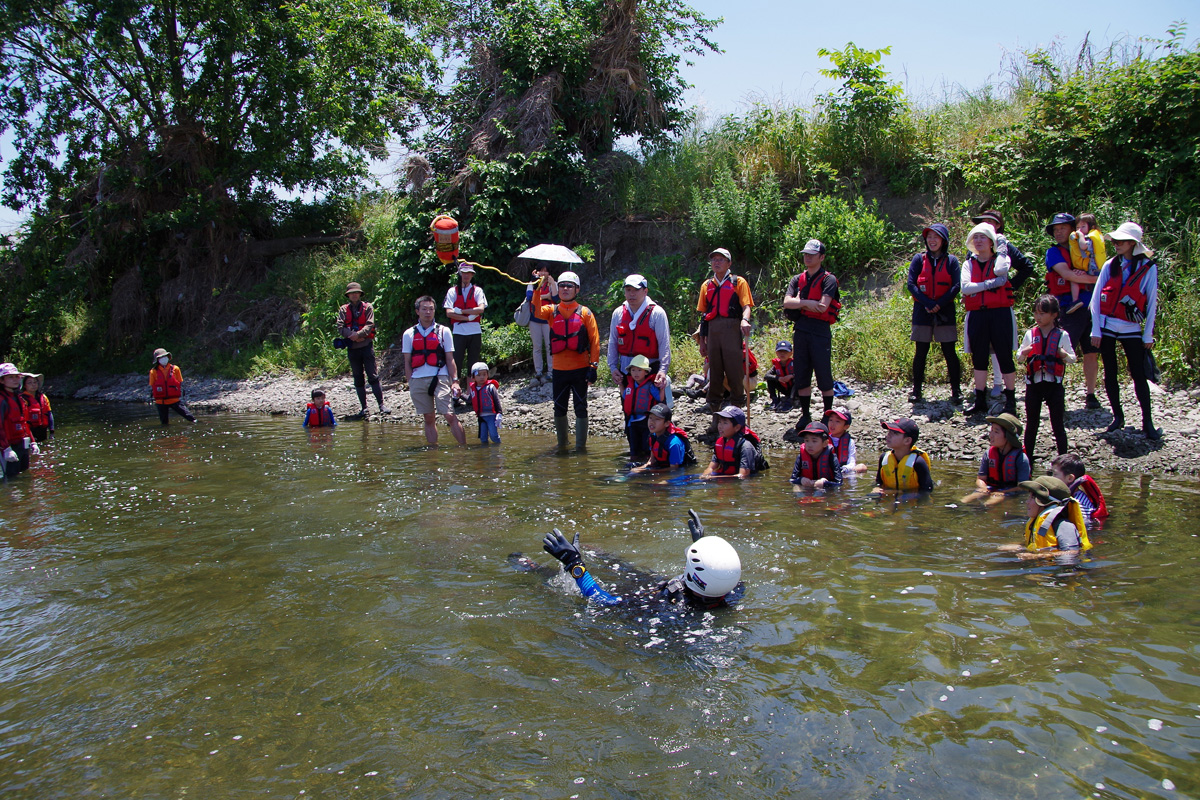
[621,377,658,418]
[963,257,1014,311]
[770,357,794,378]
[1075,475,1109,520]
[649,424,694,468]
[305,403,335,427]
[150,365,182,402]
[916,254,954,301]
[703,276,742,321]
[24,393,49,428]
[831,433,851,465]
[615,303,660,360]
[1045,244,1073,295]
[470,380,500,415]
[410,328,446,368]
[796,446,838,481]
[713,428,761,475]
[452,284,478,313]
[1025,326,1066,380]
[0,389,30,445]
[343,303,376,339]
[795,268,841,323]
[549,306,589,354]
[1097,257,1153,320]
[985,445,1023,488]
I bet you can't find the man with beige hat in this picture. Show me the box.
[339,281,389,419]
[695,248,754,430]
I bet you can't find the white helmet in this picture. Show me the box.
[682,535,741,598]
[557,271,581,287]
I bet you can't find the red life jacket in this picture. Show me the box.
[795,446,838,481]
[713,428,762,475]
[453,284,478,314]
[305,402,335,427]
[744,345,759,374]
[1045,244,1073,295]
[1025,326,1066,380]
[916,253,954,301]
[702,275,742,321]
[150,365,182,403]
[649,424,696,468]
[963,257,1014,311]
[795,268,841,324]
[831,433,851,465]
[985,445,1024,488]
[1075,475,1109,520]
[470,380,501,416]
[549,305,589,354]
[621,376,658,418]
[0,389,30,445]
[410,328,447,369]
[1097,256,1153,321]
[615,302,660,360]
[770,357,794,379]
[343,302,376,339]
[24,393,49,428]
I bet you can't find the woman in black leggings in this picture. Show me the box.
[906,224,962,403]
[960,224,1017,417]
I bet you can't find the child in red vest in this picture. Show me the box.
[1050,452,1109,520]
[468,362,503,445]
[620,355,661,460]
[1017,295,1076,460]
[790,421,841,489]
[764,341,794,412]
[303,388,337,428]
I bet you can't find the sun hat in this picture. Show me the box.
[22,373,44,392]
[1018,475,1071,506]
[971,210,1005,232]
[1044,212,1077,235]
[0,363,19,378]
[881,417,920,442]
[345,282,364,296]
[986,413,1024,448]
[152,348,171,362]
[628,355,652,372]
[458,262,476,273]
[965,223,998,255]
[1106,221,1148,256]
[801,239,825,256]
[623,274,648,289]
[709,248,732,262]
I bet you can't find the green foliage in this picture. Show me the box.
[688,167,783,264]
[774,196,900,292]
[603,254,700,339]
[479,320,534,373]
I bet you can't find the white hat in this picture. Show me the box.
[709,248,732,262]
[964,223,998,255]
[471,362,490,375]
[623,273,648,288]
[1107,221,1148,256]
[801,239,825,255]
[557,271,580,287]
[0,362,19,378]
[458,262,476,273]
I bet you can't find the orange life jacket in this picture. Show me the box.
[963,257,1014,311]
[410,328,447,369]
[615,303,660,360]
[150,365,183,403]
[24,392,49,428]
[702,275,742,321]
[549,306,589,354]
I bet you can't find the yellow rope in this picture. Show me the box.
[460,260,535,286]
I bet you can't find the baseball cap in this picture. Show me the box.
[801,239,825,255]
[823,406,852,425]
[881,418,920,442]
[801,421,830,438]
[623,274,648,288]
[774,340,793,352]
[713,406,746,426]
[709,248,732,262]
[1044,212,1077,235]
[648,403,672,419]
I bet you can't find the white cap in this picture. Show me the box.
[623,274,647,288]
[471,362,490,375]
[458,262,476,273]
[709,248,732,262]
[1107,221,1148,256]
[557,271,581,287]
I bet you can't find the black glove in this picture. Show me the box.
[543,528,583,571]
[585,365,598,384]
[687,508,705,542]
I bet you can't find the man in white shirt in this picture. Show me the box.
[405,296,466,446]
[443,262,488,391]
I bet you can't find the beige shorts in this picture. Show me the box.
[410,374,453,415]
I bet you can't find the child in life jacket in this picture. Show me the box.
[700,406,767,480]
[0,363,35,478]
[620,354,661,460]
[468,362,503,445]
[764,340,795,412]
[872,417,934,494]
[21,373,54,442]
[632,403,697,473]
[1049,452,1109,521]
[962,413,1031,505]
[790,421,842,490]
[303,388,337,428]
[822,406,869,475]
[1017,294,1075,460]
[1066,214,1106,314]
[996,476,1092,560]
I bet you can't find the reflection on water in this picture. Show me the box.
[0,403,1198,798]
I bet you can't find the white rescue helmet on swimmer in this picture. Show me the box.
[683,536,741,598]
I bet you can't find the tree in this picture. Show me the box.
[0,0,437,349]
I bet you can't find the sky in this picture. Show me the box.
[0,1,1193,233]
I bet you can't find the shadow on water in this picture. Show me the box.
[0,402,1198,798]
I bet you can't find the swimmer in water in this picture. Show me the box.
[511,510,743,610]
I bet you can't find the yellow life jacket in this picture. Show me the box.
[1024,499,1092,552]
[879,446,932,491]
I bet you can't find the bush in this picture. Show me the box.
[773,195,900,293]
[479,320,533,374]
[689,166,784,264]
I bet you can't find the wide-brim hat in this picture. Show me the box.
[628,355,652,372]
[986,413,1024,448]
[971,209,1005,232]
[965,223,998,255]
[1018,475,1071,506]
[152,348,171,362]
[345,282,364,296]
[22,372,44,392]
[1106,221,1148,256]
[0,362,19,378]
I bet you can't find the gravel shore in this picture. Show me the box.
[54,370,1200,476]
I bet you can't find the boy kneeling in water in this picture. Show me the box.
[871,417,934,494]
[630,403,697,474]
[791,421,842,490]
[699,406,767,480]
[961,413,1031,506]
[997,475,1092,560]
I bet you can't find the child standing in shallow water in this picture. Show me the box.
[303,388,336,427]
[468,362,502,445]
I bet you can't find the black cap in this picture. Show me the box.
[800,421,830,438]
[648,403,672,419]
[881,418,920,442]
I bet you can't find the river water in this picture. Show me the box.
[0,403,1197,799]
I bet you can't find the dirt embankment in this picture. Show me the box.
[56,370,1200,476]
